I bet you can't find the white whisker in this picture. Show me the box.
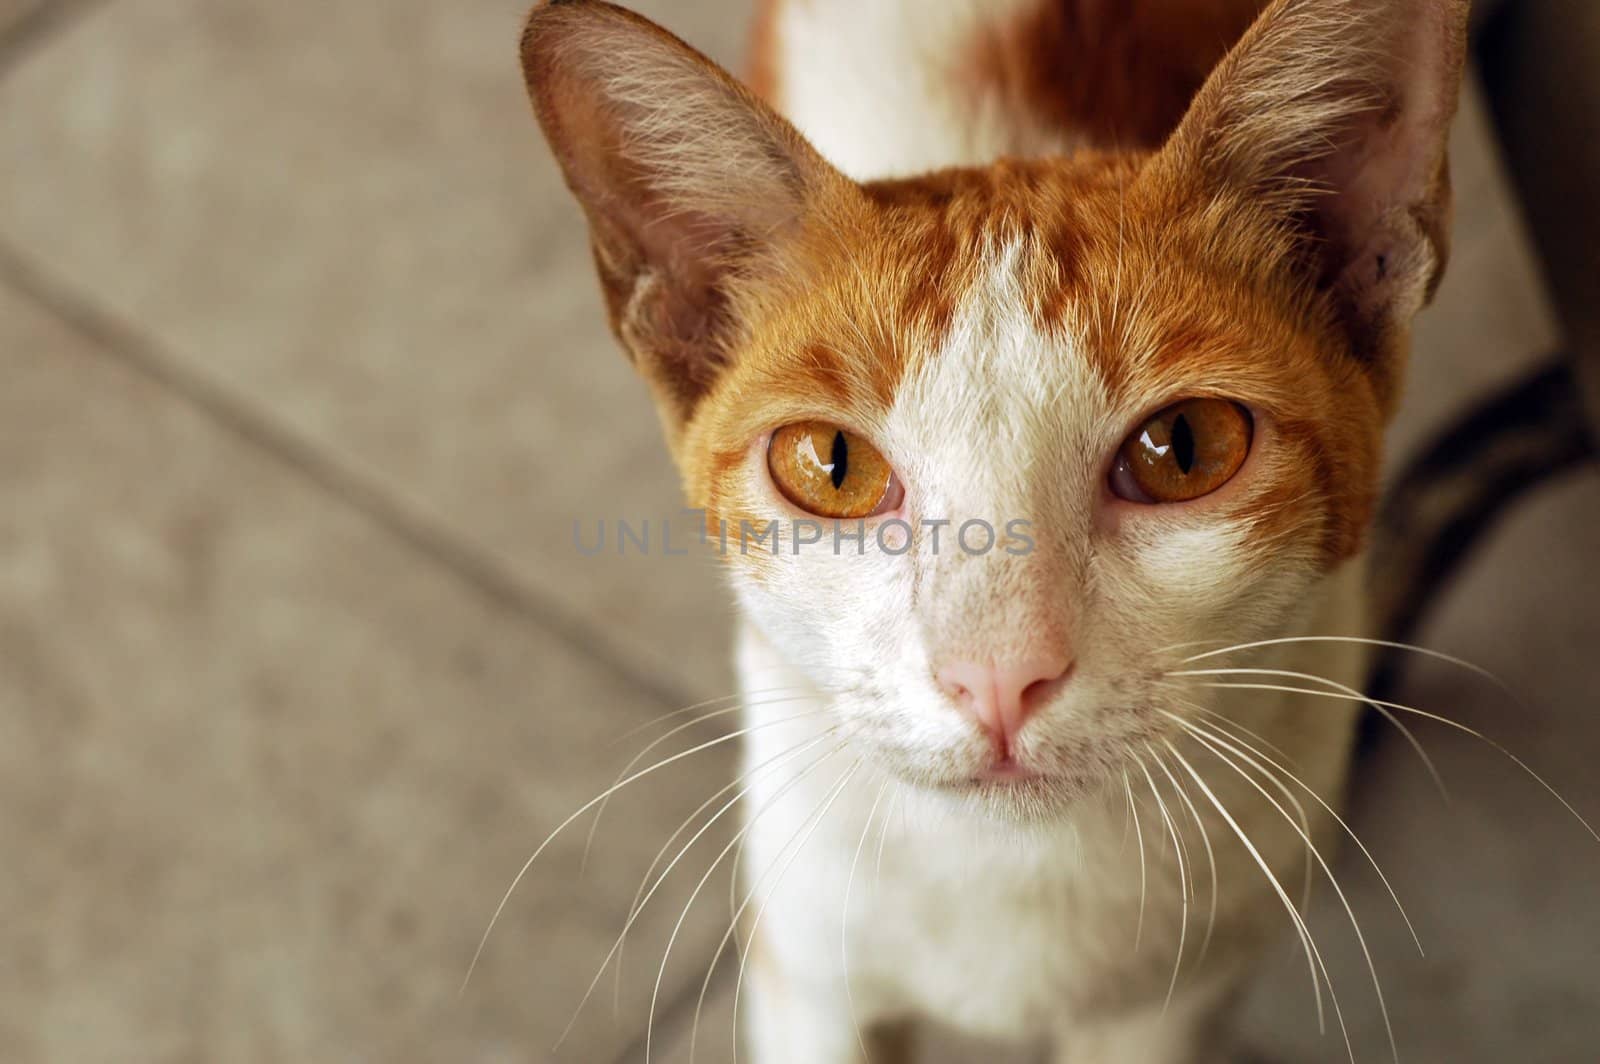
[1181,635,1519,706]
[1151,750,1220,961]
[727,761,862,1064]
[1167,740,1347,1053]
[1167,710,1423,957]
[1171,667,1447,798]
[556,728,844,1044]
[611,716,843,1012]
[645,743,857,1063]
[843,780,893,1061]
[689,760,857,1062]
[1124,769,1150,952]
[460,709,839,994]
[1194,679,1600,843]
[583,695,827,874]
[1171,699,1315,909]
[1189,703,1305,772]
[873,783,901,896]
[612,687,800,747]
[1139,753,1190,1012]
[1178,722,1398,1064]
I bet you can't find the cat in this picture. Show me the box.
[520,0,1470,1059]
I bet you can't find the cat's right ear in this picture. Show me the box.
[523,0,851,426]
[1149,0,1470,410]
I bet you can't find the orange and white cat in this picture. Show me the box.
[522,0,1469,1059]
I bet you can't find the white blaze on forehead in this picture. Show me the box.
[888,241,1110,532]
[771,0,1072,179]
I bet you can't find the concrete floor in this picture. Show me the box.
[0,2,1595,1062]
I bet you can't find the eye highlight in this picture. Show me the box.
[1111,399,1253,504]
[768,422,900,518]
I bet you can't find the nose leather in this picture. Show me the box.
[936,654,1074,752]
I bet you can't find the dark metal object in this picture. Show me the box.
[1363,360,1596,721]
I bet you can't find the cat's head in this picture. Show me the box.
[523,0,1469,813]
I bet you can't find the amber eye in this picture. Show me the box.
[767,422,900,518]
[1111,399,1253,504]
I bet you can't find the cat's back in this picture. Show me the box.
[748,0,1267,179]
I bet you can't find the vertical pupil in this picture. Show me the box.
[1171,414,1196,475]
[829,431,849,489]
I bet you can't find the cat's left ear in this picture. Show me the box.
[1153,0,1470,398]
[522,0,854,430]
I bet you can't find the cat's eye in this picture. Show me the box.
[767,422,901,518]
[1110,399,1253,504]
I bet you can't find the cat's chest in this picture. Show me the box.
[861,844,1093,1036]
[874,823,1164,1025]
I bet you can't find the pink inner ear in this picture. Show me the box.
[1306,3,1462,327]
[1313,107,1421,279]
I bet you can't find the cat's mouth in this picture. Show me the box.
[941,766,1090,820]
[863,722,1137,811]
[932,743,1130,813]
[973,756,1041,784]
[909,753,1117,820]
[931,754,1080,804]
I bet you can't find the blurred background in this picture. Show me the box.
[1,0,1597,1061]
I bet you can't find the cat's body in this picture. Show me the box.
[522,0,1468,1059]
[733,5,1364,1059]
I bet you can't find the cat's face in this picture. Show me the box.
[524,0,1465,814]
[679,161,1383,811]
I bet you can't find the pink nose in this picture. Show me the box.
[936,654,1075,752]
